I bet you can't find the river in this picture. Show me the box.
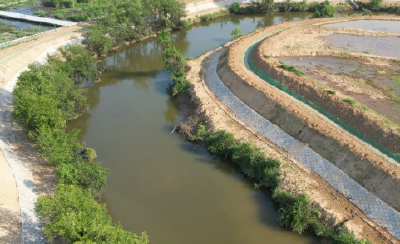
[67,12,321,244]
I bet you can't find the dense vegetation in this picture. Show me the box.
[202,129,371,244]
[13,44,148,243]
[230,0,339,17]
[84,0,186,56]
[158,30,190,96]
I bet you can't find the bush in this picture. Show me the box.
[279,194,320,233]
[57,161,109,197]
[158,30,190,96]
[36,184,149,243]
[366,0,382,11]
[34,127,82,166]
[82,148,97,160]
[47,44,99,84]
[206,130,238,157]
[312,0,335,17]
[230,2,241,13]
[85,25,114,57]
[231,27,243,41]
[195,124,206,140]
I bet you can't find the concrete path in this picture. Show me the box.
[206,52,400,240]
[0,11,77,27]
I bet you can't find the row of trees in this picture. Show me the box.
[13,44,149,243]
[229,0,336,17]
[204,129,371,244]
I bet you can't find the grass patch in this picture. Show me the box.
[264,55,272,59]
[343,98,357,105]
[279,64,305,76]
[327,90,336,95]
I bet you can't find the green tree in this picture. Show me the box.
[206,130,238,157]
[143,0,186,30]
[230,2,241,13]
[47,44,99,84]
[36,184,149,243]
[366,0,382,11]
[260,0,275,14]
[57,160,109,197]
[85,25,114,57]
[313,0,335,17]
[230,27,243,41]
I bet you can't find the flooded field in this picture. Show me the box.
[324,20,400,34]
[322,34,400,58]
[280,56,400,123]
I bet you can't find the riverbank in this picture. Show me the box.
[179,46,399,243]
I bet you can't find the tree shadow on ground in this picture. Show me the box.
[0,208,22,244]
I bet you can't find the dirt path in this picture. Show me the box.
[0,25,83,243]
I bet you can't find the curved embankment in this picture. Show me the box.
[254,20,400,156]
[202,16,400,241]
[222,16,400,212]
[0,26,83,243]
[184,48,398,243]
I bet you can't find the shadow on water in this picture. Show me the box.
[67,12,324,244]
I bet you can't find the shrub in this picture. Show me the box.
[332,230,372,244]
[278,194,319,233]
[260,0,275,14]
[366,0,382,11]
[158,30,190,96]
[343,98,357,105]
[36,184,149,243]
[47,44,99,84]
[82,148,97,160]
[196,124,206,140]
[206,130,238,157]
[231,27,243,41]
[312,0,335,17]
[34,127,82,166]
[85,24,114,57]
[57,161,109,197]
[230,2,241,13]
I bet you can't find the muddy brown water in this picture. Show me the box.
[324,19,400,33]
[66,13,323,244]
[322,34,400,58]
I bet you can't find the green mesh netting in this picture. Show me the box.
[247,46,400,163]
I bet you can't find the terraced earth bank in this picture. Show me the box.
[186,15,400,243]
[248,17,400,208]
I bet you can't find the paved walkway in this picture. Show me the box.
[0,11,77,27]
[206,52,400,240]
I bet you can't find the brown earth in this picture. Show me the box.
[257,20,400,131]
[181,47,400,244]
[219,16,400,212]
